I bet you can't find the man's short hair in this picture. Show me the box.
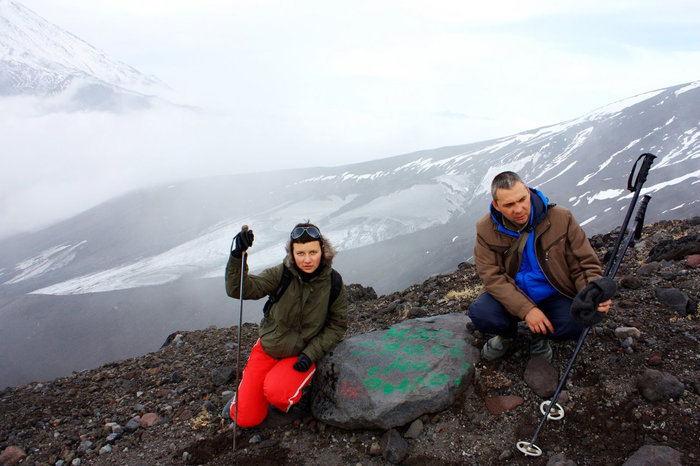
[491,171,525,201]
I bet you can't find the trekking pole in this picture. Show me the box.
[233,225,248,451]
[516,153,655,457]
[604,153,656,276]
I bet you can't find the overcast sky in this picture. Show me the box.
[3,0,700,238]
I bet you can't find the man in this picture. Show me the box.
[468,171,611,361]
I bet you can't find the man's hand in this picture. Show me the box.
[597,299,612,314]
[525,307,554,334]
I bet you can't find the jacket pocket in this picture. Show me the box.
[541,234,566,262]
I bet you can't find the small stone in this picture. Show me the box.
[369,442,382,456]
[620,276,643,289]
[78,439,94,452]
[484,395,524,414]
[614,327,641,339]
[140,413,161,428]
[124,417,141,432]
[648,353,663,366]
[498,449,512,460]
[249,434,262,444]
[0,446,27,465]
[381,429,408,464]
[688,254,700,267]
[403,419,423,439]
[99,445,112,455]
[637,262,661,276]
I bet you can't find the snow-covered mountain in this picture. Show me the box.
[1,80,699,300]
[1,80,698,389]
[0,0,166,110]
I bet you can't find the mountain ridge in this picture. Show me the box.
[1,80,698,299]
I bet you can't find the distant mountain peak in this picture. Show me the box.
[0,0,166,109]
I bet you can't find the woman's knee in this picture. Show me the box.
[234,404,268,427]
[263,358,315,411]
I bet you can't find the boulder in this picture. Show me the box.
[655,288,696,315]
[311,313,479,429]
[524,357,558,398]
[648,234,700,262]
[0,446,27,465]
[622,445,683,465]
[637,369,685,402]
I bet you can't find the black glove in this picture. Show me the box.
[570,277,617,327]
[292,353,312,372]
[231,229,254,257]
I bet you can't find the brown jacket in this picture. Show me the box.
[474,205,602,319]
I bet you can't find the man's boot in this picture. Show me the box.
[530,336,553,361]
[481,335,515,361]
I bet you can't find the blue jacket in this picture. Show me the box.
[489,188,558,304]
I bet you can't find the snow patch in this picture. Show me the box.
[674,81,700,96]
[587,189,625,204]
[580,216,596,227]
[4,241,86,285]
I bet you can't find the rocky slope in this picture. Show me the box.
[1,218,699,466]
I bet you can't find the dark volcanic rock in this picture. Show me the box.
[655,287,696,315]
[311,313,479,430]
[647,233,700,262]
[637,369,685,402]
[381,428,408,464]
[524,357,559,398]
[622,445,683,465]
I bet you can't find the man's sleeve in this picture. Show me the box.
[566,214,603,292]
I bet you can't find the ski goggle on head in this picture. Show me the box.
[290,226,322,240]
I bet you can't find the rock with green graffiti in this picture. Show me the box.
[311,313,479,430]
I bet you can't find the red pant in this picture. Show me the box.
[229,339,316,427]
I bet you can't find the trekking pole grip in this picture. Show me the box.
[635,195,651,223]
[629,153,657,190]
[240,225,249,257]
[633,195,652,240]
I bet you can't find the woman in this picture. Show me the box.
[223,222,348,427]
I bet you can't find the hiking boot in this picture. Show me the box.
[221,396,234,421]
[530,337,553,361]
[481,335,515,361]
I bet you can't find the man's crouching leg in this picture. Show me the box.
[468,293,519,361]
